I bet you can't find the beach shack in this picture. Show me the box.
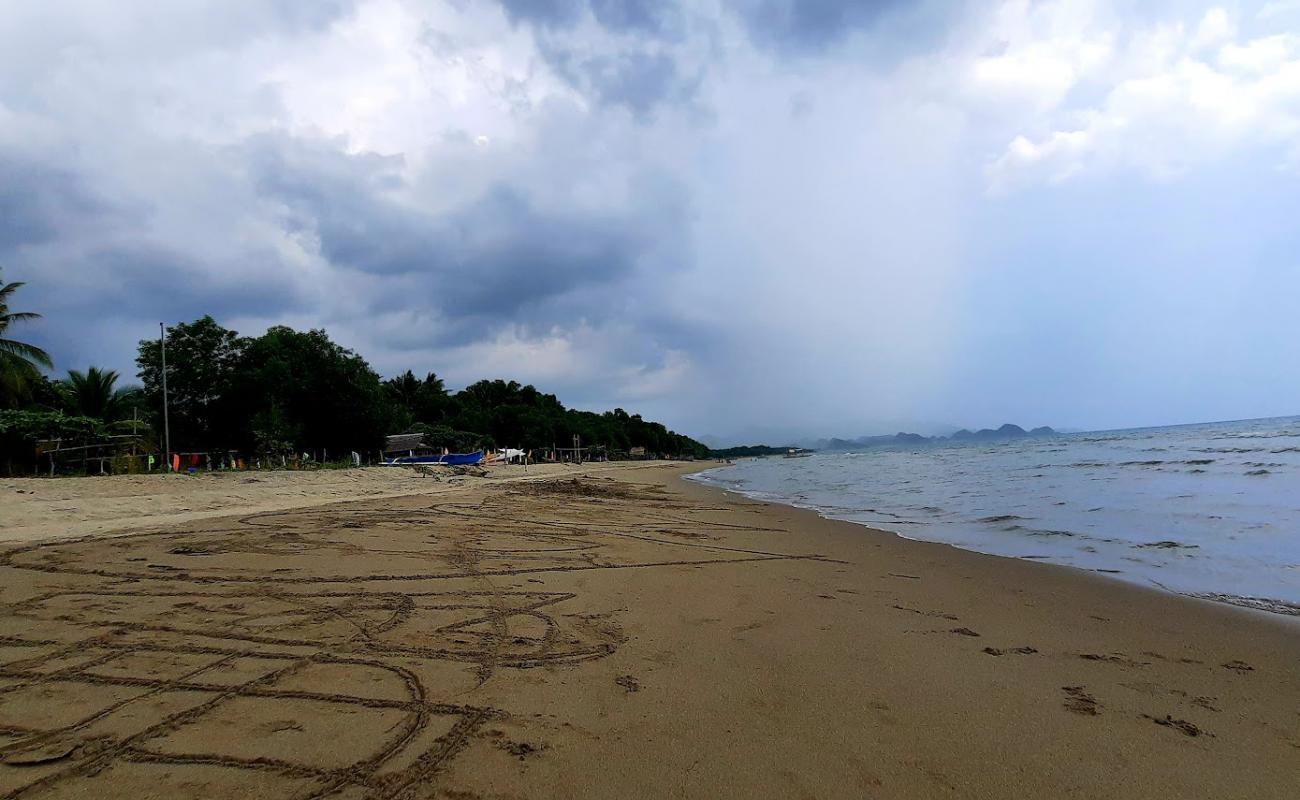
[382,433,434,460]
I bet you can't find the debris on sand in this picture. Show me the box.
[1143,714,1211,737]
[167,545,214,556]
[1062,686,1100,716]
[983,646,1037,656]
[615,675,641,693]
[449,465,489,477]
[518,478,657,501]
[1078,652,1149,668]
[496,739,546,760]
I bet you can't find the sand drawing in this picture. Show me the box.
[0,477,829,798]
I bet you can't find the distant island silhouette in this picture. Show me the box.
[813,424,1058,452]
[709,425,1060,458]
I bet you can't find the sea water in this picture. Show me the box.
[689,417,1300,615]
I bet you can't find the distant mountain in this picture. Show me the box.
[816,424,1058,451]
[699,420,969,450]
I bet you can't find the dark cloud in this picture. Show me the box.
[0,157,114,250]
[499,0,679,34]
[17,241,309,375]
[496,0,696,117]
[589,0,682,36]
[243,135,427,274]
[429,186,646,316]
[89,245,307,322]
[263,0,357,32]
[731,0,932,53]
[241,134,676,341]
[498,0,585,29]
[585,51,684,117]
[543,46,694,119]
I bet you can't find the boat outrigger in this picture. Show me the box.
[382,450,484,466]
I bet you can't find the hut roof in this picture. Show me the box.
[383,433,426,454]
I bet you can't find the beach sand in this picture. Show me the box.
[0,462,1297,798]
[0,463,625,545]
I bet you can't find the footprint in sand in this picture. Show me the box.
[1078,652,1150,668]
[983,646,1037,656]
[891,604,959,621]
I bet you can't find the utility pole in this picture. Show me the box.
[160,322,172,472]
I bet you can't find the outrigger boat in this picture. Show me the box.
[383,450,484,466]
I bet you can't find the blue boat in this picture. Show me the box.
[384,450,484,466]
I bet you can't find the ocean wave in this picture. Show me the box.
[1181,593,1300,616]
[1135,540,1199,550]
[695,416,1300,614]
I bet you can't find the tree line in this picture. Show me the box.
[1,273,709,473]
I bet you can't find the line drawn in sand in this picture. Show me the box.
[0,478,833,798]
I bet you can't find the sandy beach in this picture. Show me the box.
[1,462,1297,798]
[0,463,632,545]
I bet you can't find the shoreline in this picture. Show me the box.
[1,462,1297,797]
[686,464,1300,621]
[678,467,1300,635]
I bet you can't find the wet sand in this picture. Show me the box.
[0,463,1297,798]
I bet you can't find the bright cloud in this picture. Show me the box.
[986,6,1300,191]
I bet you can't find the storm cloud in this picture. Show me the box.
[4,0,1300,440]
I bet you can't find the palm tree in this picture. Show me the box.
[61,367,140,421]
[0,272,53,407]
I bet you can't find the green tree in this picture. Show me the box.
[432,377,708,457]
[233,326,396,456]
[384,370,450,427]
[125,316,710,463]
[136,316,247,452]
[0,272,53,408]
[59,367,140,421]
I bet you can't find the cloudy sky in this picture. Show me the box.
[4,0,1299,441]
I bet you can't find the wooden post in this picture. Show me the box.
[160,322,172,471]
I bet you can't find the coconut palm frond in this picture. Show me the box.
[62,366,127,420]
[0,338,53,368]
[0,279,26,303]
